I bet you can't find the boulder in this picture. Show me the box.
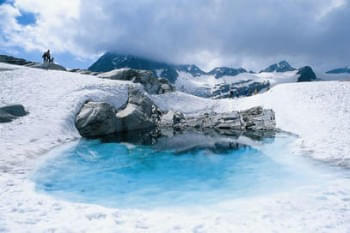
[0,104,27,123]
[75,102,121,138]
[127,88,155,116]
[297,66,317,82]
[116,87,161,132]
[116,104,156,132]
[0,104,27,117]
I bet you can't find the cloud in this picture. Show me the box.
[0,0,349,71]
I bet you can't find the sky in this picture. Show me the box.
[0,0,349,71]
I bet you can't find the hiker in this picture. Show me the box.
[42,50,51,63]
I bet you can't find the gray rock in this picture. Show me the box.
[127,88,155,117]
[75,102,120,138]
[240,106,276,130]
[170,106,276,133]
[116,104,156,132]
[75,88,162,138]
[0,104,27,117]
[173,111,185,125]
[116,87,161,132]
[0,104,27,123]
[0,110,17,123]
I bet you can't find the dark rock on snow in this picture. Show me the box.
[0,104,27,123]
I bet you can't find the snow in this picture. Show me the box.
[175,70,299,96]
[1,62,350,232]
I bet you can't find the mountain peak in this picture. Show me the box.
[208,67,247,78]
[326,66,350,74]
[260,61,296,73]
[175,64,206,77]
[88,52,179,83]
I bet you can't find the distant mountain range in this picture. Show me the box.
[88,53,324,83]
[88,52,256,82]
[326,66,350,74]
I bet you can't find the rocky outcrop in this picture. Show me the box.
[76,87,276,141]
[241,106,276,130]
[98,68,175,94]
[0,104,27,123]
[75,102,121,138]
[161,106,276,134]
[75,88,162,138]
[297,66,317,82]
[0,55,67,71]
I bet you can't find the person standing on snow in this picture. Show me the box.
[42,50,51,63]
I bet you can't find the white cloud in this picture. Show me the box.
[1,0,350,71]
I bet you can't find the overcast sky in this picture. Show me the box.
[0,0,349,71]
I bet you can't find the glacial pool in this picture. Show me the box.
[32,133,345,209]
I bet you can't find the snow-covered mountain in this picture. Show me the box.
[88,53,252,83]
[88,52,179,83]
[174,64,206,77]
[208,67,247,78]
[260,61,296,73]
[326,66,350,74]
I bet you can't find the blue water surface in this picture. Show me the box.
[33,135,331,209]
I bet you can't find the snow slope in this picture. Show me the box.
[1,63,350,233]
[174,70,300,96]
